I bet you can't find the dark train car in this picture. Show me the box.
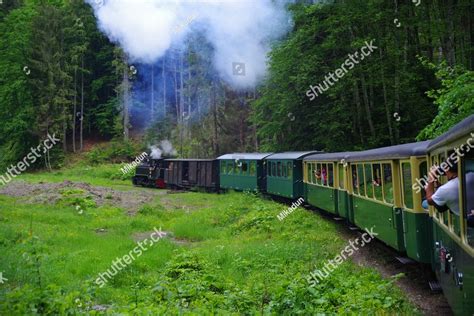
[164,159,219,191]
[426,115,474,315]
[132,158,166,188]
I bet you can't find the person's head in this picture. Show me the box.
[439,157,458,180]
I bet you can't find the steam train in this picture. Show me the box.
[133,115,474,315]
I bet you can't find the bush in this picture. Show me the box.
[86,140,144,164]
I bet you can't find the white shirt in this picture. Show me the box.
[432,177,460,215]
[432,172,474,216]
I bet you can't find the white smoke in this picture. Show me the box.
[87,0,291,88]
[149,140,177,159]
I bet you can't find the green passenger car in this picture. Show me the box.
[348,141,431,263]
[303,153,353,219]
[346,142,432,259]
[426,115,474,316]
[265,152,320,199]
[217,153,272,192]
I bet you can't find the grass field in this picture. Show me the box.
[0,164,418,314]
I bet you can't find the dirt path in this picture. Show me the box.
[0,180,167,215]
[326,214,452,316]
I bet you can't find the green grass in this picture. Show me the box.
[0,164,418,314]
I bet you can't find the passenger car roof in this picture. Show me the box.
[266,151,321,160]
[304,152,353,162]
[427,114,474,151]
[346,141,431,162]
[217,153,273,160]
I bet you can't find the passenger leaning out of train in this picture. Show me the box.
[425,158,474,228]
[425,159,460,216]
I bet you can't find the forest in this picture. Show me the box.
[0,0,473,168]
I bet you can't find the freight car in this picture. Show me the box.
[164,159,219,191]
[133,114,474,315]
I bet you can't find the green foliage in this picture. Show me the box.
[0,0,120,171]
[86,140,144,164]
[417,64,474,140]
[0,164,417,314]
[253,0,473,151]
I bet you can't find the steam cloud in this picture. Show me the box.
[149,140,177,159]
[87,0,291,88]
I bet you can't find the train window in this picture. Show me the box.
[438,153,450,227]
[364,164,374,198]
[351,165,358,194]
[464,156,474,247]
[282,162,287,178]
[234,162,239,175]
[328,163,334,187]
[287,162,292,179]
[271,162,276,177]
[220,162,226,174]
[306,162,311,183]
[249,161,256,176]
[357,164,365,195]
[338,164,344,190]
[226,161,233,174]
[382,163,393,204]
[241,161,248,174]
[314,163,323,185]
[419,161,428,209]
[310,163,315,184]
[308,163,313,183]
[402,163,414,209]
[373,164,383,201]
[277,162,281,177]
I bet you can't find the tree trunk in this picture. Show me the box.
[379,49,394,145]
[151,64,154,119]
[173,55,179,121]
[162,56,166,117]
[212,83,219,156]
[123,58,130,141]
[73,67,77,152]
[360,73,376,140]
[80,55,84,151]
[353,81,364,146]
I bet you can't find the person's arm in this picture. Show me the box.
[425,166,448,212]
[425,166,438,205]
